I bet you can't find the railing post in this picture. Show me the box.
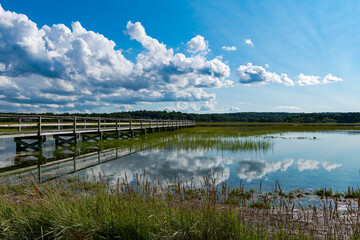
[18,117,21,132]
[73,117,77,143]
[141,120,143,129]
[98,117,101,131]
[74,117,77,134]
[57,118,60,130]
[149,120,151,129]
[84,119,86,129]
[38,116,42,136]
[116,118,119,139]
[37,116,43,150]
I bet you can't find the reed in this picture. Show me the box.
[2,175,360,239]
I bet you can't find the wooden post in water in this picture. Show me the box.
[38,161,42,183]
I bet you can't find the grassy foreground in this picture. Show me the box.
[1,175,360,239]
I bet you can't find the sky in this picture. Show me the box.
[0,0,359,113]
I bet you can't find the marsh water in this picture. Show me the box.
[1,129,360,192]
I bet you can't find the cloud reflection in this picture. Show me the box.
[237,158,342,182]
[321,161,342,172]
[82,150,232,185]
[236,158,294,182]
[297,159,320,172]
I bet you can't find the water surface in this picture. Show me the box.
[1,130,360,192]
[75,131,360,192]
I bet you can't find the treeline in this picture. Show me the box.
[3,111,360,123]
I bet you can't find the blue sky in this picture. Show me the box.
[0,0,358,113]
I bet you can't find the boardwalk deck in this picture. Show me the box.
[0,115,195,150]
[0,115,195,182]
[0,115,195,138]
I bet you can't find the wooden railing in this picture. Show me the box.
[0,115,195,138]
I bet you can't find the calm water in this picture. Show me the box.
[76,131,360,192]
[1,130,360,192]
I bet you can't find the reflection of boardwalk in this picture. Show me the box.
[0,115,195,151]
[0,146,142,183]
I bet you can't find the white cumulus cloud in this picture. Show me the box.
[230,106,240,111]
[244,38,254,47]
[236,63,294,86]
[164,101,199,112]
[200,100,216,111]
[322,73,343,84]
[186,35,209,54]
[297,73,343,86]
[0,5,232,112]
[222,46,237,51]
[297,73,321,86]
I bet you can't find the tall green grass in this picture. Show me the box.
[162,135,272,152]
[2,175,360,239]
[0,176,310,239]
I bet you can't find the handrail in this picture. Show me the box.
[0,114,196,138]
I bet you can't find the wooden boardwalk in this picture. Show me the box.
[0,115,195,150]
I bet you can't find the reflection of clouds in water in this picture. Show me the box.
[321,161,342,172]
[237,158,343,182]
[236,158,294,182]
[297,159,342,172]
[82,150,232,185]
[297,159,320,172]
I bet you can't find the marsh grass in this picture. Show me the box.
[162,135,273,152]
[60,127,274,156]
[2,174,360,239]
